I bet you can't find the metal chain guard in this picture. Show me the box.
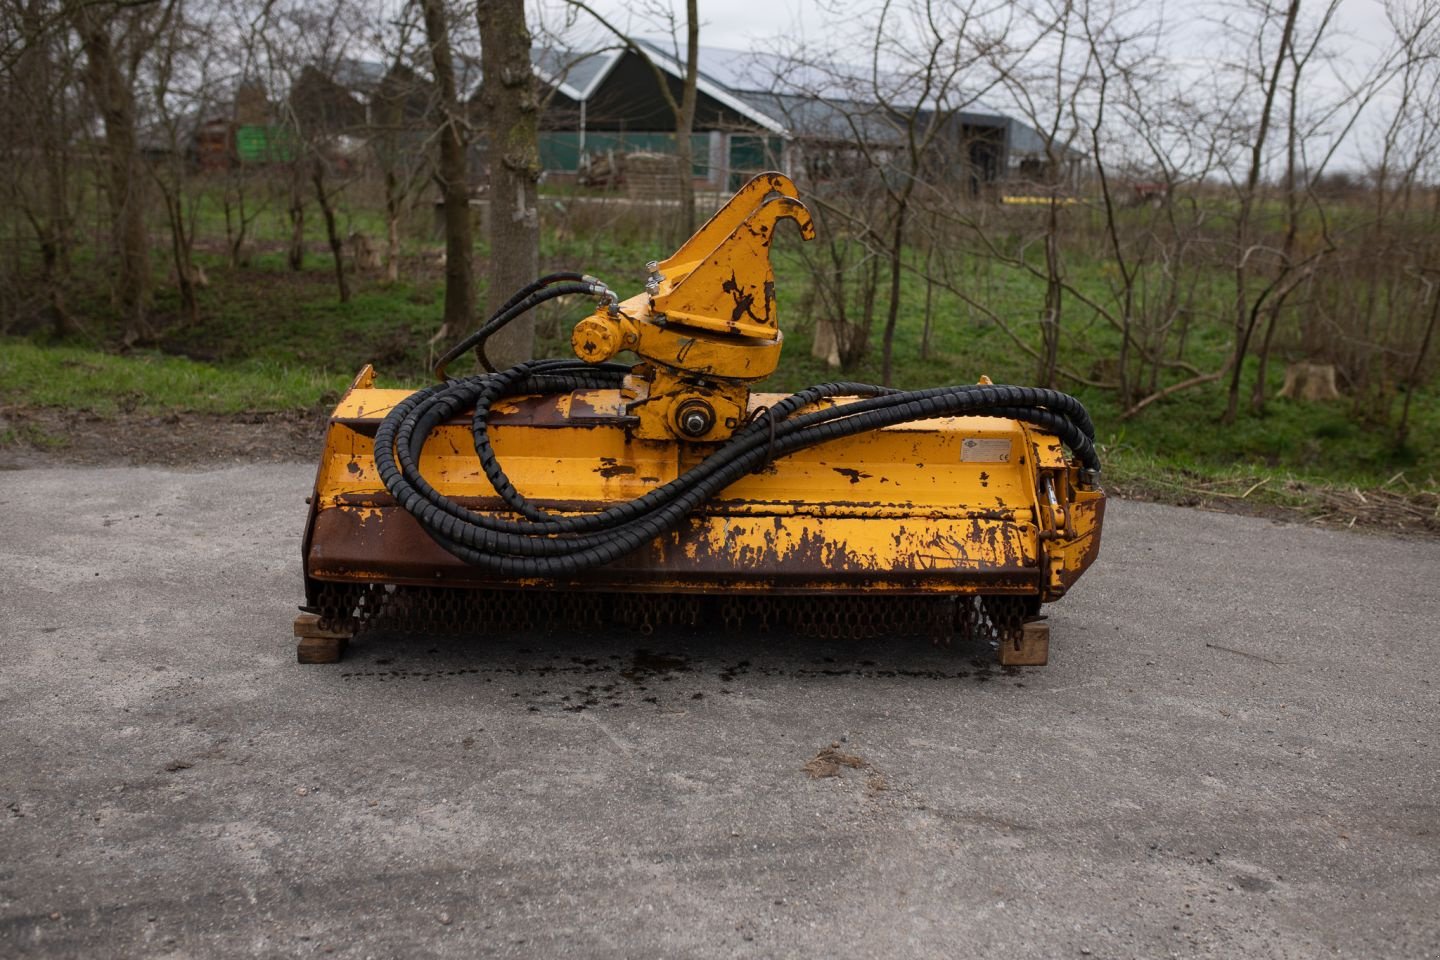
[310,582,1033,648]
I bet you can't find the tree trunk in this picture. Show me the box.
[161,188,198,325]
[311,159,349,303]
[73,9,151,344]
[1396,274,1440,446]
[1223,0,1300,424]
[919,267,935,360]
[384,171,402,284]
[675,0,699,238]
[287,172,306,271]
[20,1,77,337]
[30,1,72,283]
[37,231,76,337]
[478,0,541,368]
[223,196,237,265]
[1039,198,1063,390]
[422,0,474,345]
[879,202,908,386]
[1251,301,1283,414]
[1252,40,1306,417]
[847,252,880,370]
[223,184,255,269]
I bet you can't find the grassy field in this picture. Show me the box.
[2,196,1437,527]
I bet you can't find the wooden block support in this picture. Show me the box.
[997,620,1049,667]
[294,612,350,665]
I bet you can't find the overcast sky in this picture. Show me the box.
[540,0,1400,54]
[532,0,1415,173]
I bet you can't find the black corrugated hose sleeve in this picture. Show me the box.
[431,273,590,380]
[373,283,1101,575]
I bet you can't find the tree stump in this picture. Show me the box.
[1278,363,1340,402]
[349,232,382,272]
[811,317,843,368]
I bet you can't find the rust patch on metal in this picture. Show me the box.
[566,392,612,420]
[308,505,1040,594]
[1050,496,1106,593]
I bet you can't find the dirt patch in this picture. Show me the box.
[0,406,329,469]
[803,743,868,779]
[1108,474,1440,539]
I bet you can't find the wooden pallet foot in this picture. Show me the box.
[997,620,1049,666]
[294,613,351,664]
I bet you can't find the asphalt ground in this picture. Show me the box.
[1,464,1437,959]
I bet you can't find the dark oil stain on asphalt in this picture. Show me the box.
[336,638,1021,713]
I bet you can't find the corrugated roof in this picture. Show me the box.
[1004,119,1086,158]
[528,39,1068,154]
[625,38,785,133]
[533,47,623,100]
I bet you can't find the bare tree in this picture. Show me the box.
[69,0,170,344]
[477,0,542,367]
[367,28,435,285]
[1389,7,1440,446]
[779,0,1028,384]
[1207,0,1405,420]
[1,0,81,336]
[146,0,224,327]
[1000,0,1093,390]
[1218,0,1308,422]
[258,0,366,300]
[1098,24,1237,416]
[420,0,473,340]
[1348,1,1440,443]
[311,152,350,302]
[561,0,701,236]
[996,0,1220,408]
[218,151,266,270]
[212,8,268,270]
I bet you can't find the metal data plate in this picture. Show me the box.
[961,438,1012,463]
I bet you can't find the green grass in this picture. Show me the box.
[761,319,1438,489]
[3,216,1437,504]
[0,341,349,415]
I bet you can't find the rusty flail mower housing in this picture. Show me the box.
[296,173,1105,665]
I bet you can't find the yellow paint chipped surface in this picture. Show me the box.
[311,382,1103,598]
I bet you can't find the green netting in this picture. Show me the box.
[236,126,297,164]
[540,132,709,175]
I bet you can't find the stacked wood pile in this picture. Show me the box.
[576,151,685,201]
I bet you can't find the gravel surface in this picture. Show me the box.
[2,464,1437,958]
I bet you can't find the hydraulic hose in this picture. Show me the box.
[432,272,616,379]
[378,282,1100,576]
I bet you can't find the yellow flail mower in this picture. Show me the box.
[295,173,1104,665]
